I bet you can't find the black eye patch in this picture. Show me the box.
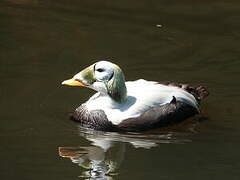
[96,68,104,72]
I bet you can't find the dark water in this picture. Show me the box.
[1,0,240,179]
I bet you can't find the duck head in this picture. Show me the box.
[62,61,127,103]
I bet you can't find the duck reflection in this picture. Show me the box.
[59,128,126,179]
[59,143,123,179]
[59,124,194,179]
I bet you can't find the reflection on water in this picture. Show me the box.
[59,145,123,179]
[59,129,126,179]
[59,124,197,179]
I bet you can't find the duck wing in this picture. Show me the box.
[125,79,202,114]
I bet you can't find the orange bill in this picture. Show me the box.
[61,78,88,86]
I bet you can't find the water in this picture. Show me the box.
[1,0,240,179]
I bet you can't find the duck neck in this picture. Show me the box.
[108,82,127,104]
[106,66,127,104]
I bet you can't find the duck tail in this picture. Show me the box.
[183,85,209,102]
[161,81,209,102]
[196,86,209,100]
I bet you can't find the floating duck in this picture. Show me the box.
[62,61,209,132]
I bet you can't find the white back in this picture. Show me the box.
[85,79,199,125]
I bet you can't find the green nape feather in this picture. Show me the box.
[106,64,127,104]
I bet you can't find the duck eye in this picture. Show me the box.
[96,68,104,72]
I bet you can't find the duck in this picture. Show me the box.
[62,61,209,132]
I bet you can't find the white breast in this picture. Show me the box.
[85,79,199,125]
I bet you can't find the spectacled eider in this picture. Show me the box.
[62,61,209,132]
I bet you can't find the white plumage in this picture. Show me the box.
[85,79,199,125]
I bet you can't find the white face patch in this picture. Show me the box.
[89,81,108,94]
[94,61,114,82]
